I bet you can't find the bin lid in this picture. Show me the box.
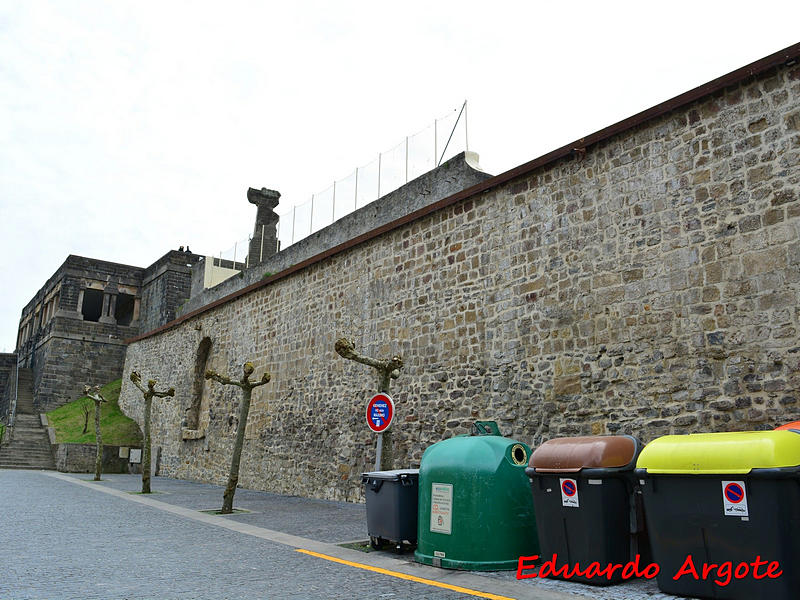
[636,431,800,474]
[529,435,639,473]
[775,421,800,431]
[361,469,419,480]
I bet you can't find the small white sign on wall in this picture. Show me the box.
[129,448,142,464]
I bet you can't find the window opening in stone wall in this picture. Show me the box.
[81,289,103,322]
[185,337,212,431]
[115,293,135,326]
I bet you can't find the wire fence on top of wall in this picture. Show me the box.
[207,102,469,276]
[277,101,468,250]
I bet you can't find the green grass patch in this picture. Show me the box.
[0,423,5,444]
[46,379,143,446]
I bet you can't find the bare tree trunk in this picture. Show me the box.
[84,386,107,481]
[129,371,174,495]
[205,362,271,514]
[142,396,152,494]
[93,399,103,481]
[222,387,252,514]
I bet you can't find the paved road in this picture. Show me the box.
[1,470,681,600]
[0,470,478,599]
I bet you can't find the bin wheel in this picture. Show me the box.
[370,536,385,550]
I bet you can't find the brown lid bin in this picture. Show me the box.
[527,435,641,474]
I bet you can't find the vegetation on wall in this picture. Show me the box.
[47,379,142,446]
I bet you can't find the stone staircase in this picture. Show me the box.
[0,368,55,470]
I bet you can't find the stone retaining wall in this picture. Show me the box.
[55,443,142,474]
[121,58,800,501]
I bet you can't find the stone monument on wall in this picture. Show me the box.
[247,187,280,267]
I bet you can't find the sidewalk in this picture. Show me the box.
[2,470,682,599]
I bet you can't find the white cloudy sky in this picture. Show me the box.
[1,1,798,351]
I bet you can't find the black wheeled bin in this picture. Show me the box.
[526,435,647,585]
[361,469,419,549]
[636,431,800,599]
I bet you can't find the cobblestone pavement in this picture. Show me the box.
[1,471,475,599]
[1,471,689,600]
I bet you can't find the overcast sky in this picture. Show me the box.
[1,1,798,351]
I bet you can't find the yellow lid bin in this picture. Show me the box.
[635,430,800,599]
[636,430,800,474]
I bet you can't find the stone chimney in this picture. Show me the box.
[247,188,280,267]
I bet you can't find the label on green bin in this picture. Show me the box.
[430,483,453,534]
[722,480,749,517]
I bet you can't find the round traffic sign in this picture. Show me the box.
[366,393,394,433]
[561,479,577,497]
[724,482,744,503]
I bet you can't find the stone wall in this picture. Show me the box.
[0,353,16,421]
[55,443,142,474]
[139,250,201,333]
[121,56,800,502]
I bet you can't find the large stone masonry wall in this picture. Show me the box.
[120,61,800,502]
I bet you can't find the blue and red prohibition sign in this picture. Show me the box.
[366,393,394,433]
[724,482,745,503]
[561,479,577,497]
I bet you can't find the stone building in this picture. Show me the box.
[14,251,202,412]
[118,43,800,502]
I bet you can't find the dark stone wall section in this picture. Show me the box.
[0,353,16,421]
[16,252,199,411]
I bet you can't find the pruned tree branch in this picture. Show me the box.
[205,361,272,514]
[129,370,175,493]
[335,337,403,470]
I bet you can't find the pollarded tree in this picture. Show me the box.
[83,385,108,481]
[205,362,271,514]
[334,338,403,471]
[129,371,175,494]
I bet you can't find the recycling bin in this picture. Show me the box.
[636,430,800,599]
[361,469,419,549]
[414,422,538,570]
[525,435,646,585]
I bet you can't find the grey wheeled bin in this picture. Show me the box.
[361,469,419,550]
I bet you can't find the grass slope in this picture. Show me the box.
[47,379,143,446]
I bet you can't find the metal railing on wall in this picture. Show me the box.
[277,102,468,250]
[208,102,468,271]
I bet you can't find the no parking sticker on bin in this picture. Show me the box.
[722,480,749,517]
[560,478,579,508]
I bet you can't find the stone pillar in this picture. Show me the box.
[132,297,141,324]
[99,284,118,325]
[247,187,280,268]
[76,289,85,320]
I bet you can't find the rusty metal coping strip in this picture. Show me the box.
[126,42,800,345]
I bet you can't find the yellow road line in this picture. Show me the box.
[295,548,516,600]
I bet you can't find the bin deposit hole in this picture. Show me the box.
[511,444,527,465]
